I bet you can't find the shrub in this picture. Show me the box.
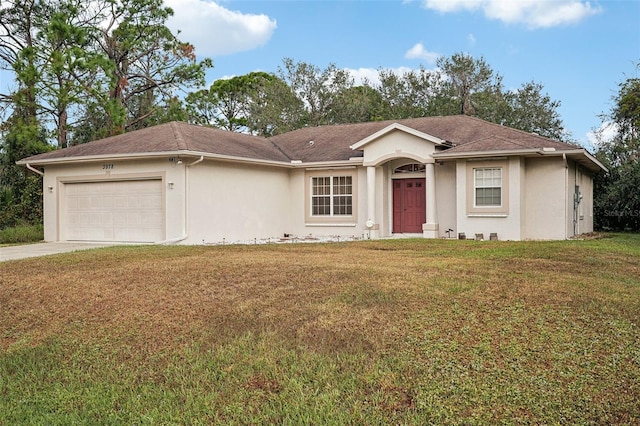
[0,223,44,244]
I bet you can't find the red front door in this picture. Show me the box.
[393,179,426,233]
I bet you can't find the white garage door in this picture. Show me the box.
[63,180,164,243]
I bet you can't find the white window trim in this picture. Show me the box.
[473,167,503,208]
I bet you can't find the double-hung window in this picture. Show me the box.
[311,176,353,216]
[474,168,502,207]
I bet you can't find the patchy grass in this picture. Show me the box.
[1,234,639,424]
[0,224,43,245]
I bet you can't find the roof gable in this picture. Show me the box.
[438,135,536,154]
[350,122,447,150]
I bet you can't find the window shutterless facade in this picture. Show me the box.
[311,176,353,216]
[474,167,502,207]
[305,169,358,225]
[465,160,509,216]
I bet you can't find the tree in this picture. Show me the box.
[0,0,43,121]
[0,0,52,228]
[277,58,354,127]
[594,69,640,231]
[245,74,303,136]
[435,52,502,116]
[0,114,51,228]
[375,67,433,119]
[82,0,212,138]
[36,0,106,148]
[502,81,566,140]
[186,72,274,132]
[329,85,386,124]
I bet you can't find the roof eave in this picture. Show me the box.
[432,148,542,159]
[290,158,364,168]
[561,149,608,173]
[432,148,608,173]
[17,150,294,168]
[17,151,185,166]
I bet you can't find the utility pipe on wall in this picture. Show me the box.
[25,163,44,176]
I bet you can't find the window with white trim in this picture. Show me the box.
[311,176,353,216]
[474,168,502,207]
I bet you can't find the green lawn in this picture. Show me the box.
[1,234,639,424]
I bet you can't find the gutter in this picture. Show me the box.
[18,150,294,169]
[25,163,44,176]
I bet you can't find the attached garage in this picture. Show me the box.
[18,119,606,243]
[62,179,164,243]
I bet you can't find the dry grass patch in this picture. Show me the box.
[1,235,639,424]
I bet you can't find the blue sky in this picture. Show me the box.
[166,0,640,149]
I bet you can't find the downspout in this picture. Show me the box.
[574,163,579,236]
[160,155,204,245]
[25,163,44,176]
[563,153,569,239]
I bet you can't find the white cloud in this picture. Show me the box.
[422,0,601,28]
[587,121,618,148]
[344,67,382,86]
[344,66,427,87]
[404,42,440,64]
[164,0,277,56]
[423,0,484,13]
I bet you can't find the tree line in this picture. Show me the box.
[0,0,636,232]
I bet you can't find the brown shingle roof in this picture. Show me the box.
[269,115,580,162]
[20,122,291,163]
[20,115,582,165]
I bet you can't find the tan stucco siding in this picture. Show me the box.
[186,161,290,244]
[524,157,567,240]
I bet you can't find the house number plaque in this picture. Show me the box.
[102,163,114,170]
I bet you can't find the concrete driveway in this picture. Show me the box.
[0,242,114,262]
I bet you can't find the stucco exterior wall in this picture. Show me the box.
[578,167,595,234]
[285,167,369,240]
[435,161,457,238]
[40,158,183,243]
[524,157,567,240]
[564,161,595,238]
[35,148,598,245]
[185,160,291,244]
[455,157,523,241]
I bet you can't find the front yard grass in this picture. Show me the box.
[1,234,639,424]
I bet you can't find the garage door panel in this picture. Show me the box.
[63,180,164,243]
